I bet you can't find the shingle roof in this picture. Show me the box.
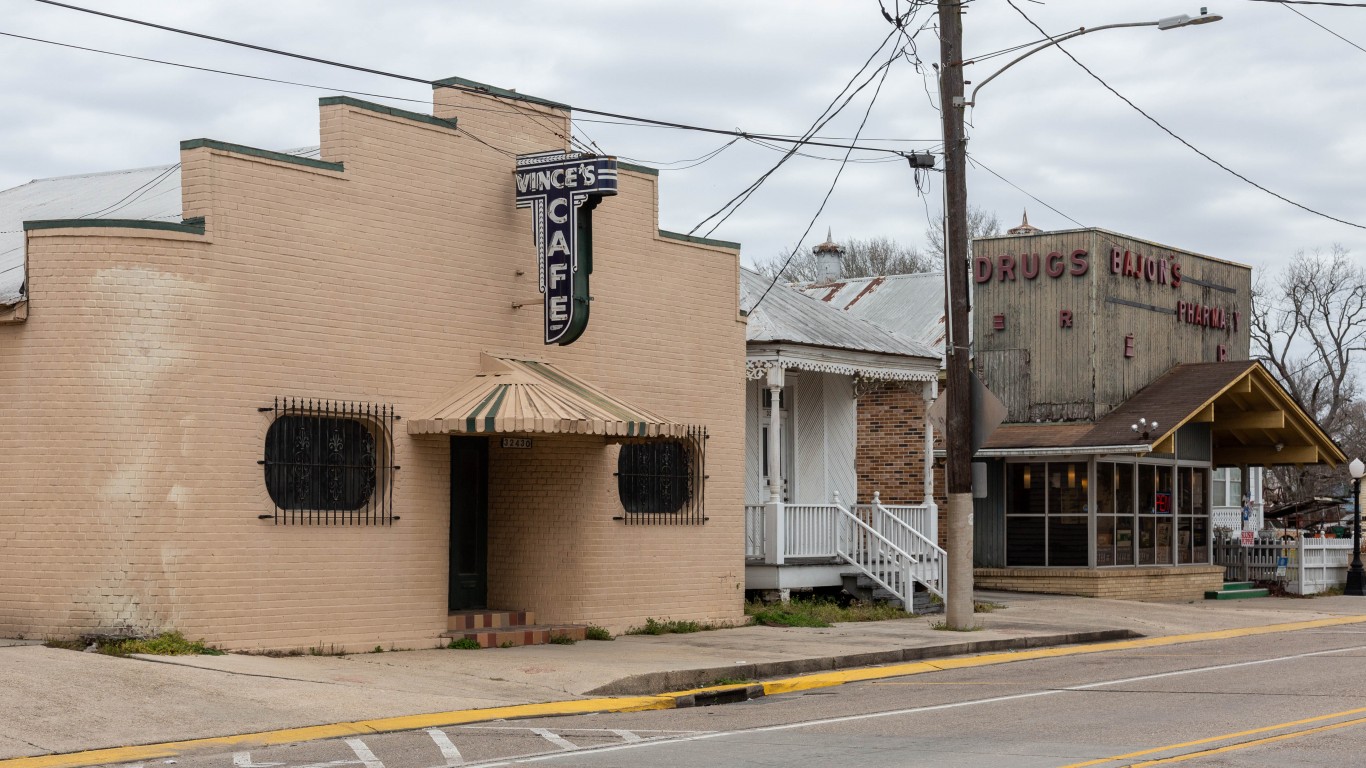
[978,361,1345,467]
[740,268,938,360]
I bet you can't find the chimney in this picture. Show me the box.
[813,229,845,282]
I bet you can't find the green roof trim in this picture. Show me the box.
[180,139,344,172]
[658,230,741,251]
[617,161,659,177]
[24,217,206,235]
[431,75,569,110]
[319,96,459,132]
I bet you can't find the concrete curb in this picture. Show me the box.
[7,616,1366,768]
[587,629,1141,695]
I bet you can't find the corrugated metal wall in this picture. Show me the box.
[974,459,1007,567]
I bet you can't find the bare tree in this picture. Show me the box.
[925,205,1002,262]
[755,236,933,282]
[1252,245,1366,504]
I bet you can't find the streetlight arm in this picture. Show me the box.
[965,21,1157,107]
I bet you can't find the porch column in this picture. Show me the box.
[765,366,786,565]
[923,379,939,544]
[1239,464,1252,531]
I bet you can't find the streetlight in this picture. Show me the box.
[1347,458,1365,596]
[962,9,1224,108]
[934,4,1222,628]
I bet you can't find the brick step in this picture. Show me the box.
[1205,587,1270,600]
[1221,581,1259,591]
[443,624,587,648]
[447,609,536,632]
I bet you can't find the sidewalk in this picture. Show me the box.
[3,591,1365,761]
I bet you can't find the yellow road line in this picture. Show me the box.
[1123,714,1366,766]
[0,697,675,768]
[1056,706,1366,767]
[762,613,1366,695]
[5,613,1366,768]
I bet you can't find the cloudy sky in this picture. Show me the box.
[1,0,1363,276]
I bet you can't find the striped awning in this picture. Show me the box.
[407,354,691,438]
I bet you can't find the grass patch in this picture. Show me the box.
[931,621,983,631]
[745,597,913,628]
[47,631,224,657]
[585,625,613,641]
[974,601,1006,613]
[548,633,577,645]
[625,617,742,635]
[447,638,482,650]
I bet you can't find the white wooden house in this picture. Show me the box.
[740,268,943,607]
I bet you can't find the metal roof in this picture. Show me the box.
[740,268,937,360]
[0,147,321,306]
[797,272,947,360]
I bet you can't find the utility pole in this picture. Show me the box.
[938,0,975,629]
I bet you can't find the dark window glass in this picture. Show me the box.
[1049,516,1089,566]
[264,416,377,510]
[1007,463,1046,515]
[1007,515,1046,566]
[618,441,691,514]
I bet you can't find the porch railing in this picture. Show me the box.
[746,493,944,605]
[745,504,766,559]
[784,504,842,558]
[1213,534,1356,594]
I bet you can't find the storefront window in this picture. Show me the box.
[1007,459,1211,569]
[1006,461,1086,567]
[1007,463,1046,566]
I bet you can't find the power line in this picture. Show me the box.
[1004,0,1366,232]
[689,28,906,237]
[749,38,901,313]
[1281,3,1366,53]
[966,154,1086,228]
[24,1,918,158]
[1242,0,1366,6]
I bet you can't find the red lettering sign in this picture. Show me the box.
[1059,310,1073,328]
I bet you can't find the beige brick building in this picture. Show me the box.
[0,81,747,651]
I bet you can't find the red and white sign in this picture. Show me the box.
[1240,530,1255,548]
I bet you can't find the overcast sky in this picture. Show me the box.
[2,0,1363,277]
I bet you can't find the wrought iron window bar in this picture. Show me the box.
[258,398,401,525]
[614,425,708,525]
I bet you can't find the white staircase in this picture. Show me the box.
[834,493,946,611]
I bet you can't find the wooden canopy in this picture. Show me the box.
[979,361,1345,467]
[407,354,692,438]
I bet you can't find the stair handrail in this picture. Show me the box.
[833,496,917,609]
[873,494,947,600]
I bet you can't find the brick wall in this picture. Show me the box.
[974,566,1225,601]
[855,381,947,545]
[0,87,746,650]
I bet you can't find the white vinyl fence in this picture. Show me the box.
[1213,534,1357,595]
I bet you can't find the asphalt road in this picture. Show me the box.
[103,624,1366,768]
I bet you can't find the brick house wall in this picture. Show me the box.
[0,85,746,650]
[855,381,947,546]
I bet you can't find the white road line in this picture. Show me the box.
[425,728,463,766]
[528,730,576,751]
[461,643,1366,767]
[232,753,284,768]
[344,739,385,768]
[607,730,642,743]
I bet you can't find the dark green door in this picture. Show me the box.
[449,436,489,611]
